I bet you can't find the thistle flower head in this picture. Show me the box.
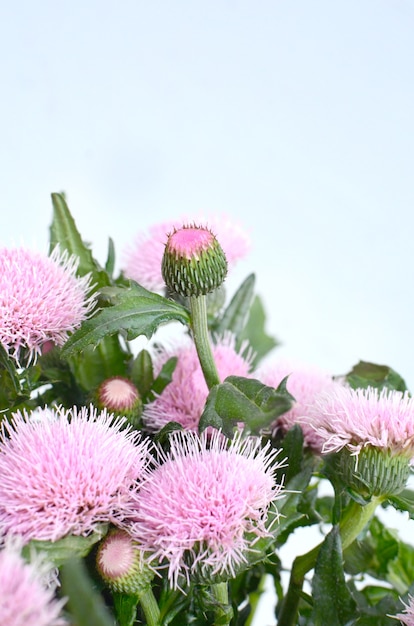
[0,536,67,626]
[256,357,342,449]
[142,334,253,432]
[122,215,250,292]
[303,385,414,459]
[0,245,95,363]
[96,528,155,594]
[162,224,228,297]
[0,405,152,542]
[302,385,414,497]
[130,429,285,588]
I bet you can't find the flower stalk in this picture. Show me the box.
[137,586,161,626]
[189,294,221,390]
[211,581,233,626]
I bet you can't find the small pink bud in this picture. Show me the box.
[96,529,154,594]
[97,376,141,413]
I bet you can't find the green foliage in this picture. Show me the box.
[199,375,295,437]
[1,193,413,626]
[345,360,409,393]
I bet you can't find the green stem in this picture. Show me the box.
[211,582,233,626]
[138,586,161,626]
[277,496,382,626]
[189,295,220,389]
[245,574,268,626]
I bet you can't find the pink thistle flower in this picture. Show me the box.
[394,595,414,625]
[0,405,152,543]
[302,385,414,460]
[142,334,253,432]
[0,536,67,626]
[0,246,95,363]
[255,357,343,450]
[122,215,250,292]
[130,429,285,588]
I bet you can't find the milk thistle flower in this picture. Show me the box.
[130,429,285,589]
[303,385,414,497]
[0,246,95,364]
[0,405,152,542]
[256,357,342,449]
[123,215,250,292]
[0,536,67,626]
[142,334,253,432]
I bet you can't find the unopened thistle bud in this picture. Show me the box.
[96,376,142,427]
[96,529,154,594]
[162,224,228,298]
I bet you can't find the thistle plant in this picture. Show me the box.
[0,191,413,626]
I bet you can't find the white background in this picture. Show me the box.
[2,2,414,623]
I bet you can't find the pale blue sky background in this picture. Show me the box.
[1,2,414,623]
[2,0,414,392]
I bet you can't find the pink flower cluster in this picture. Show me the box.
[0,536,67,625]
[0,246,95,363]
[0,406,151,542]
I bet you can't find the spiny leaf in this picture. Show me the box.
[61,285,190,357]
[199,375,294,437]
[312,526,357,626]
[49,192,110,287]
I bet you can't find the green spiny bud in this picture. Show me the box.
[162,224,228,298]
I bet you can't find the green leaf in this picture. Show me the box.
[24,524,108,567]
[214,273,256,337]
[385,487,414,520]
[113,592,139,626]
[129,349,154,399]
[61,284,191,357]
[105,237,116,277]
[0,343,21,394]
[59,557,115,626]
[238,295,279,368]
[148,356,177,400]
[311,526,357,626]
[199,375,295,438]
[49,193,108,285]
[345,360,409,393]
